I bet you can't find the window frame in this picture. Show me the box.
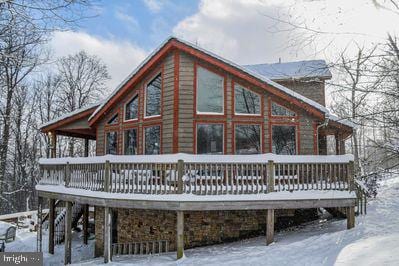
[233,81,262,116]
[144,70,163,120]
[194,121,226,154]
[124,93,139,122]
[107,113,119,125]
[105,130,118,155]
[233,122,263,154]
[270,100,297,119]
[194,63,226,116]
[122,127,138,155]
[269,122,299,155]
[143,124,162,155]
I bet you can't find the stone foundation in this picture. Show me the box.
[94,207,318,256]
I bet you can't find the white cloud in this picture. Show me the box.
[142,0,163,13]
[50,31,148,92]
[115,10,140,31]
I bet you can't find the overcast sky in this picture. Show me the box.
[49,0,399,91]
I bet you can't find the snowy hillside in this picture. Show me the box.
[4,174,399,265]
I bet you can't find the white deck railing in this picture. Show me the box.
[38,153,355,195]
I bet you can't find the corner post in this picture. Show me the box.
[348,160,355,191]
[267,160,275,193]
[103,207,112,263]
[49,131,57,158]
[177,159,184,194]
[347,206,355,229]
[176,210,184,259]
[266,209,275,245]
[48,198,55,254]
[104,160,110,192]
[64,201,73,265]
[83,204,89,245]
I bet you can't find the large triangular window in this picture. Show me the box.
[271,102,296,117]
[108,114,118,125]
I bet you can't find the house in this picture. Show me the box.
[36,37,359,264]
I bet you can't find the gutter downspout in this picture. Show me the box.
[316,113,330,155]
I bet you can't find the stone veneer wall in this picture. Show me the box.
[94,208,318,256]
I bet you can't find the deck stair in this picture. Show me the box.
[55,203,84,244]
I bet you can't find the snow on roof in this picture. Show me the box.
[244,60,332,80]
[89,36,329,121]
[39,153,355,165]
[329,114,357,129]
[40,102,100,129]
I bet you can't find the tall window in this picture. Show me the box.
[108,114,118,125]
[125,95,138,120]
[196,66,224,114]
[271,102,295,117]
[235,125,261,154]
[145,74,161,117]
[124,129,137,155]
[144,126,160,154]
[272,125,296,155]
[106,132,118,155]
[234,84,261,115]
[197,124,223,154]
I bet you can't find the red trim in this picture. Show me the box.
[268,121,300,155]
[142,122,163,155]
[173,50,180,153]
[232,122,264,154]
[193,61,227,118]
[193,120,227,154]
[231,80,263,118]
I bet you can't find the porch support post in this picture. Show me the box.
[335,133,340,155]
[346,206,355,229]
[48,198,55,254]
[176,210,184,259]
[49,131,57,158]
[84,138,89,157]
[64,201,73,265]
[103,207,112,263]
[266,209,274,245]
[83,204,89,245]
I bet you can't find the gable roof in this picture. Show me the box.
[244,60,332,81]
[89,36,330,125]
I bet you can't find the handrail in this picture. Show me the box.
[38,155,355,196]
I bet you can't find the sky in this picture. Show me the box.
[49,0,399,91]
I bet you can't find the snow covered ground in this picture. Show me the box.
[4,174,399,265]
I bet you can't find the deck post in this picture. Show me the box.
[348,160,355,191]
[49,131,57,158]
[177,159,184,194]
[176,210,184,259]
[104,160,110,192]
[267,160,275,193]
[103,207,112,263]
[48,198,55,254]
[83,204,89,245]
[266,209,274,245]
[347,206,355,229]
[64,201,73,265]
[84,138,89,157]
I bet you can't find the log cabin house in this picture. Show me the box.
[36,37,364,264]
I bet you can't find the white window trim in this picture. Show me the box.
[144,72,162,119]
[124,93,139,122]
[196,66,225,115]
[195,123,224,154]
[271,124,298,155]
[234,124,262,154]
[122,128,138,155]
[143,125,161,155]
[234,84,262,116]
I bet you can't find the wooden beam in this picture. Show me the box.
[176,211,184,259]
[103,207,111,263]
[83,204,89,245]
[48,199,55,254]
[49,132,56,158]
[266,209,274,245]
[64,201,73,265]
[347,206,355,229]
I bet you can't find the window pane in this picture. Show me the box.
[146,74,161,117]
[106,132,118,155]
[235,125,261,154]
[234,85,260,114]
[197,124,223,154]
[125,95,138,120]
[272,125,296,155]
[145,126,160,155]
[124,129,137,155]
[271,102,295,116]
[197,67,224,113]
[108,114,118,125]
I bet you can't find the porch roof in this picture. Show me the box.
[40,103,99,139]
